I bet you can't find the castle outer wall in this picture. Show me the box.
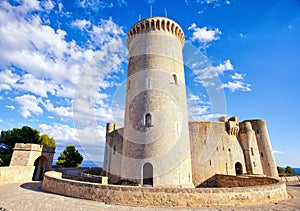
[104,117,279,187]
[189,120,246,186]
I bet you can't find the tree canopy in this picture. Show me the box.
[277,165,296,175]
[40,134,56,148]
[285,166,296,175]
[277,166,285,174]
[56,144,83,168]
[0,126,56,166]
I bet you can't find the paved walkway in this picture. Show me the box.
[0,181,300,210]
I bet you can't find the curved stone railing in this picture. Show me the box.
[127,17,185,47]
[42,171,288,208]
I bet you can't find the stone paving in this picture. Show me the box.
[0,181,300,211]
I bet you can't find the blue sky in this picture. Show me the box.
[0,0,299,167]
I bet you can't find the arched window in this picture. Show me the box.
[235,162,243,175]
[145,113,152,127]
[172,74,178,85]
[142,162,153,186]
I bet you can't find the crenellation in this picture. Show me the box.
[127,17,185,48]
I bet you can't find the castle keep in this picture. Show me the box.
[103,17,278,187]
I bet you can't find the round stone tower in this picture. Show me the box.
[121,17,194,188]
[249,120,279,177]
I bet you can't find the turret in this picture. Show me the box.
[248,120,278,177]
[238,121,263,175]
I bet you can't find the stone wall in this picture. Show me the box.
[103,125,123,184]
[10,143,55,168]
[198,174,278,188]
[189,121,246,186]
[62,172,108,184]
[0,166,35,185]
[0,143,55,184]
[42,171,288,208]
[9,143,43,166]
[280,176,300,182]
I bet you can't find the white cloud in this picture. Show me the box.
[5,105,15,110]
[17,74,57,97]
[0,119,3,123]
[185,0,230,7]
[89,17,125,47]
[188,23,221,46]
[231,73,244,80]
[0,8,82,84]
[191,59,251,92]
[40,99,73,119]
[42,0,54,10]
[221,81,251,92]
[58,2,63,12]
[188,93,201,101]
[39,123,78,141]
[201,113,225,120]
[39,122,107,163]
[39,122,106,145]
[15,94,43,118]
[146,0,156,4]
[0,69,20,90]
[187,93,211,120]
[221,72,251,92]
[78,0,113,11]
[0,0,127,126]
[273,150,284,154]
[72,19,91,30]
[193,60,234,86]
[215,59,234,73]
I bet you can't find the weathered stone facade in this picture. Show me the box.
[103,17,279,187]
[0,143,55,184]
[42,171,288,208]
[120,16,193,188]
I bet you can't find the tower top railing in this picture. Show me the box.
[126,17,185,47]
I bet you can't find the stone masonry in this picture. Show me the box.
[103,17,279,187]
[0,143,55,184]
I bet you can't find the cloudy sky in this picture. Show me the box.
[0,0,299,167]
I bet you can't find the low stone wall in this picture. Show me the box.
[0,166,34,185]
[42,171,288,208]
[198,174,278,187]
[280,176,300,182]
[62,172,107,184]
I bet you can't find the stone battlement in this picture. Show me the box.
[13,143,43,152]
[13,143,55,153]
[127,17,185,47]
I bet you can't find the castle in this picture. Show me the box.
[103,17,278,188]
